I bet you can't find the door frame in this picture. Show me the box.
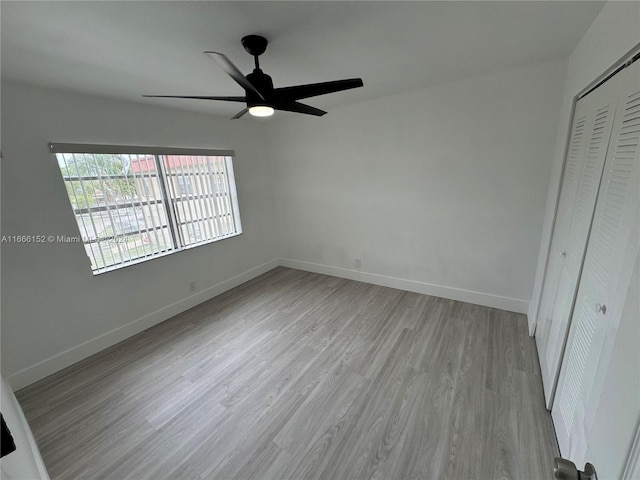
[622,419,640,479]
[532,42,640,337]
[533,45,640,411]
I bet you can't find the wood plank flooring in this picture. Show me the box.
[17,267,559,479]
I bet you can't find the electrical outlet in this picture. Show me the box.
[354,258,362,269]
[189,280,197,292]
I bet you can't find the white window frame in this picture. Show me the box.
[50,143,242,275]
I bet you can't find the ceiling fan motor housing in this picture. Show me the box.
[246,70,274,107]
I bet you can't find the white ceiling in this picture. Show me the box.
[1,1,604,118]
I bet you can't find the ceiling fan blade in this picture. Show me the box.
[274,101,327,117]
[231,107,250,120]
[273,78,363,101]
[143,95,246,102]
[204,51,264,101]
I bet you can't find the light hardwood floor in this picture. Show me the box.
[17,267,559,479]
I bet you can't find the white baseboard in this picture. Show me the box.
[527,303,539,337]
[7,259,279,391]
[279,258,529,314]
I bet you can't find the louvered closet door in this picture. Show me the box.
[552,59,640,464]
[535,108,589,370]
[536,73,621,408]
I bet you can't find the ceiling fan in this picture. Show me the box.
[144,35,363,119]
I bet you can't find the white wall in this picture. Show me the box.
[270,60,566,313]
[1,82,278,389]
[528,1,640,332]
[0,376,49,479]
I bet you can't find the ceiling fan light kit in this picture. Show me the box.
[248,105,274,117]
[144,34,363,119]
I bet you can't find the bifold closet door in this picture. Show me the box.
[552,59,640,466]
[535,72,620,408]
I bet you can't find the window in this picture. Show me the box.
[50,143,242,274]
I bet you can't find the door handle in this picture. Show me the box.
[553,457,597,480]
